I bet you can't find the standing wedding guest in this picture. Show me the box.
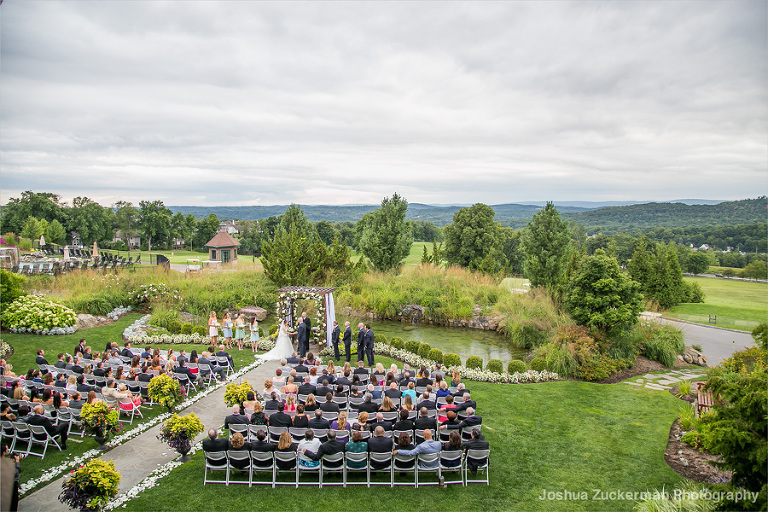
[208,311,219,346]
[234,314,246,351]
[249,316,260,353]
[222,313,233,350]
[331,320,341,361]
[342,321,352,363]
[356,323,366,363]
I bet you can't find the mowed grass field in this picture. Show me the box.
[667,276,767,331]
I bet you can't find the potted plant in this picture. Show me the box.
[80,402,121,450]
[157,412,205,462]
[223,380,256,408]
[147,373,185,411]
[59,458,121,511]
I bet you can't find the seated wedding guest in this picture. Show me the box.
[393,429,440,470]
[379,396,396,412]
[331,411,351,431]
[68,392,85,410]
[268,402,293,428]
[189,350,199,365]
[394,432,415,470]
[303,394,318,412]
[198,352,226,381]
[228,433,250,469]
[414,407,436,431]
[203,428,229,453]
[138,365,153,383]
[308,409,331,431]
[242,391,259,413]
[353,411,371,430]
[86,391,100,405]
[456,407,482,430]
[462,428,490,476]
[401,394,415,413]
[357,394,379,414]
[282,376,298,396]
[66,375,78,392]
[297,376,316,396]
[319,393,340,413]
[351,373,363,388]
[430,363,446,380]
[26,404,68,449]
[367,426,393,470]
[275,431,298,470]
[302,429,344,468]
[354,360,369,376]
[335,371,352,389]
[388,364,399,378]
[0,403,16,422]
[54,353,67,369]
[250,429,275,453]
[176,350,188,365]
[417,390,436,410]
[12,382,28,401]
[150,357,163,372]
[215,345,234,369]
[116,383,142,409]
[29,388,42,403]
[263,379,281,400]
[293,358,309,374]
[441,430,463,467]
[293,404,309,428]
[384,382,401,400]
[440,411,461,430]
[451,370,461,388]
[370,412,393,432]
[438,395,457,423]
[107,351,122,367]
[399,370,414,388]
[140,347,152,360]
[433,373,444,390]
[114,367,124,381]
[286,353,300,365]
[324,361,337,378]
[285,394,298,412]
[453,382,470,397]
[333,384,347,398]
[77,375,95,395]
[436,379,451,398]
[249,401,268,426]
[93,361,106,377]
[308,367,318,385]
[224,404,249,430]
[264,392,281,411]
[315,379,333,398]
[273,368,285,386]
[163,361,175,375]
[345,430,368,468]
[416,368,433,388]
[42,372,54,386]
[54,373,67,389]
[349,385,363,399]
[393,409,414,432]
[372,363,386,384]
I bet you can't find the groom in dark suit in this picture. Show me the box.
[297,320,308,358]
[331,320,341,361]
[342,321,352,363]
[356,323,365,363]
[364,324,375,367]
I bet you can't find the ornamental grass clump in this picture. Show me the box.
[59,459,121,512]
[147,373,184,411]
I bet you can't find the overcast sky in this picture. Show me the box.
[1,1,766,207]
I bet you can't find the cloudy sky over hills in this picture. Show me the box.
[1,1,766,207]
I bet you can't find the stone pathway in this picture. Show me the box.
[19,359,280,512]
[622,368,707,391]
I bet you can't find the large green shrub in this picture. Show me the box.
[59,458,120,512]
[180,323,192,335]
[1,295,77,333]
[443,353,461,367]
[529,357,547,371]
[507,359,527,374]
[377,334,389,345]
[391,337,405,349]
[428,348,443,364]
[0,269,25,304]
[417,342,432,358]
[404,340,420,354]
[192,325,206,336]
[574,355,633,381]
[465,355,483,370]
[486,359,503,373]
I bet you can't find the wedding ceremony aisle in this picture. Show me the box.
[18,360,281,512]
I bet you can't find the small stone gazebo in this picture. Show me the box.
[204,232,240,264]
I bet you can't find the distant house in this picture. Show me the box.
[204,232,240,264]
[172,237,186,249]
[70,232,82,247]
[699,244,710,251]
[113,231,141,249]
[219,220,239,235]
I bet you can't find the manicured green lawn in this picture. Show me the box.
[667,277,767,331]
[121,380,683,512]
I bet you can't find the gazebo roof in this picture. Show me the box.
[277,286,337,295]
[205,231,240,248]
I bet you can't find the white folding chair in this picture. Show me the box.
[226,450,251,486]
[296,456,322,487]
[392,452,417,487]
[273,451,298,486]
[439,450,464,486]
[343,451,368,487]
[464,448,490,486]
[27,424,62,458]
[117,397,143,424]
[203,451,228,485]
[415,452,441,487]
[250,451,275,487]
[11,421,31,455]
[319,452,344,487]
[367,452,394,487]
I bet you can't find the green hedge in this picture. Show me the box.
[417,342,432,358]
[404,340,420,354]
[529,357,547,372]
[378,334,389,345]
[443,353,461,367]
[486,359,503,373]
[391,337,405,349]
[180,323,193,335]
[466,355,483,370]
[192,325,206,336]
[168,320,182,334]
[507,359,527,374]
[427,348,443,364]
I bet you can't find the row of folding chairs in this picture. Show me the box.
[203,448,489,487]
[228,424,480,445]
[0,420,63,458]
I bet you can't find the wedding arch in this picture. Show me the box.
[275,286,337,347]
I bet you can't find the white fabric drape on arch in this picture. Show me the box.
[325,292,335,348]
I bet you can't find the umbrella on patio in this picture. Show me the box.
[93,241,99,259]
[63,245,70,260]
[39,235,45,248]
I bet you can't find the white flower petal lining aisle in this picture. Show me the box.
[17,359,266,497]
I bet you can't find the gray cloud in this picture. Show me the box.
[1,1,765,208]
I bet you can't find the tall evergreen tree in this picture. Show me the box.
[358,193,413,272]
[522,202,572,291]
[443,203,503,270]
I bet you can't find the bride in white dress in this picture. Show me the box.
[257,320,296,360]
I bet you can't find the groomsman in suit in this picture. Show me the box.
[364,324,375,367]
[297,319,308,358]
[331,320,341,361]
[301,311,311,331]
[356,323,365,363]
[342,322,352,363]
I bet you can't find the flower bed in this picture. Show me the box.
[125,314,274,350]
[1,295,77,335]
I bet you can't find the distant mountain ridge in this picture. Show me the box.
[168,197,765,231]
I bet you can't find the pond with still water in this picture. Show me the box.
[351,318,529,365]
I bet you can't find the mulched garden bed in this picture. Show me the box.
[664,418,731,484]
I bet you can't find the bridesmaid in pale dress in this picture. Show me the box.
[222,313,233,350]
[208,311,219,345]
[234,314,246,351]
[249,316,260,353]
